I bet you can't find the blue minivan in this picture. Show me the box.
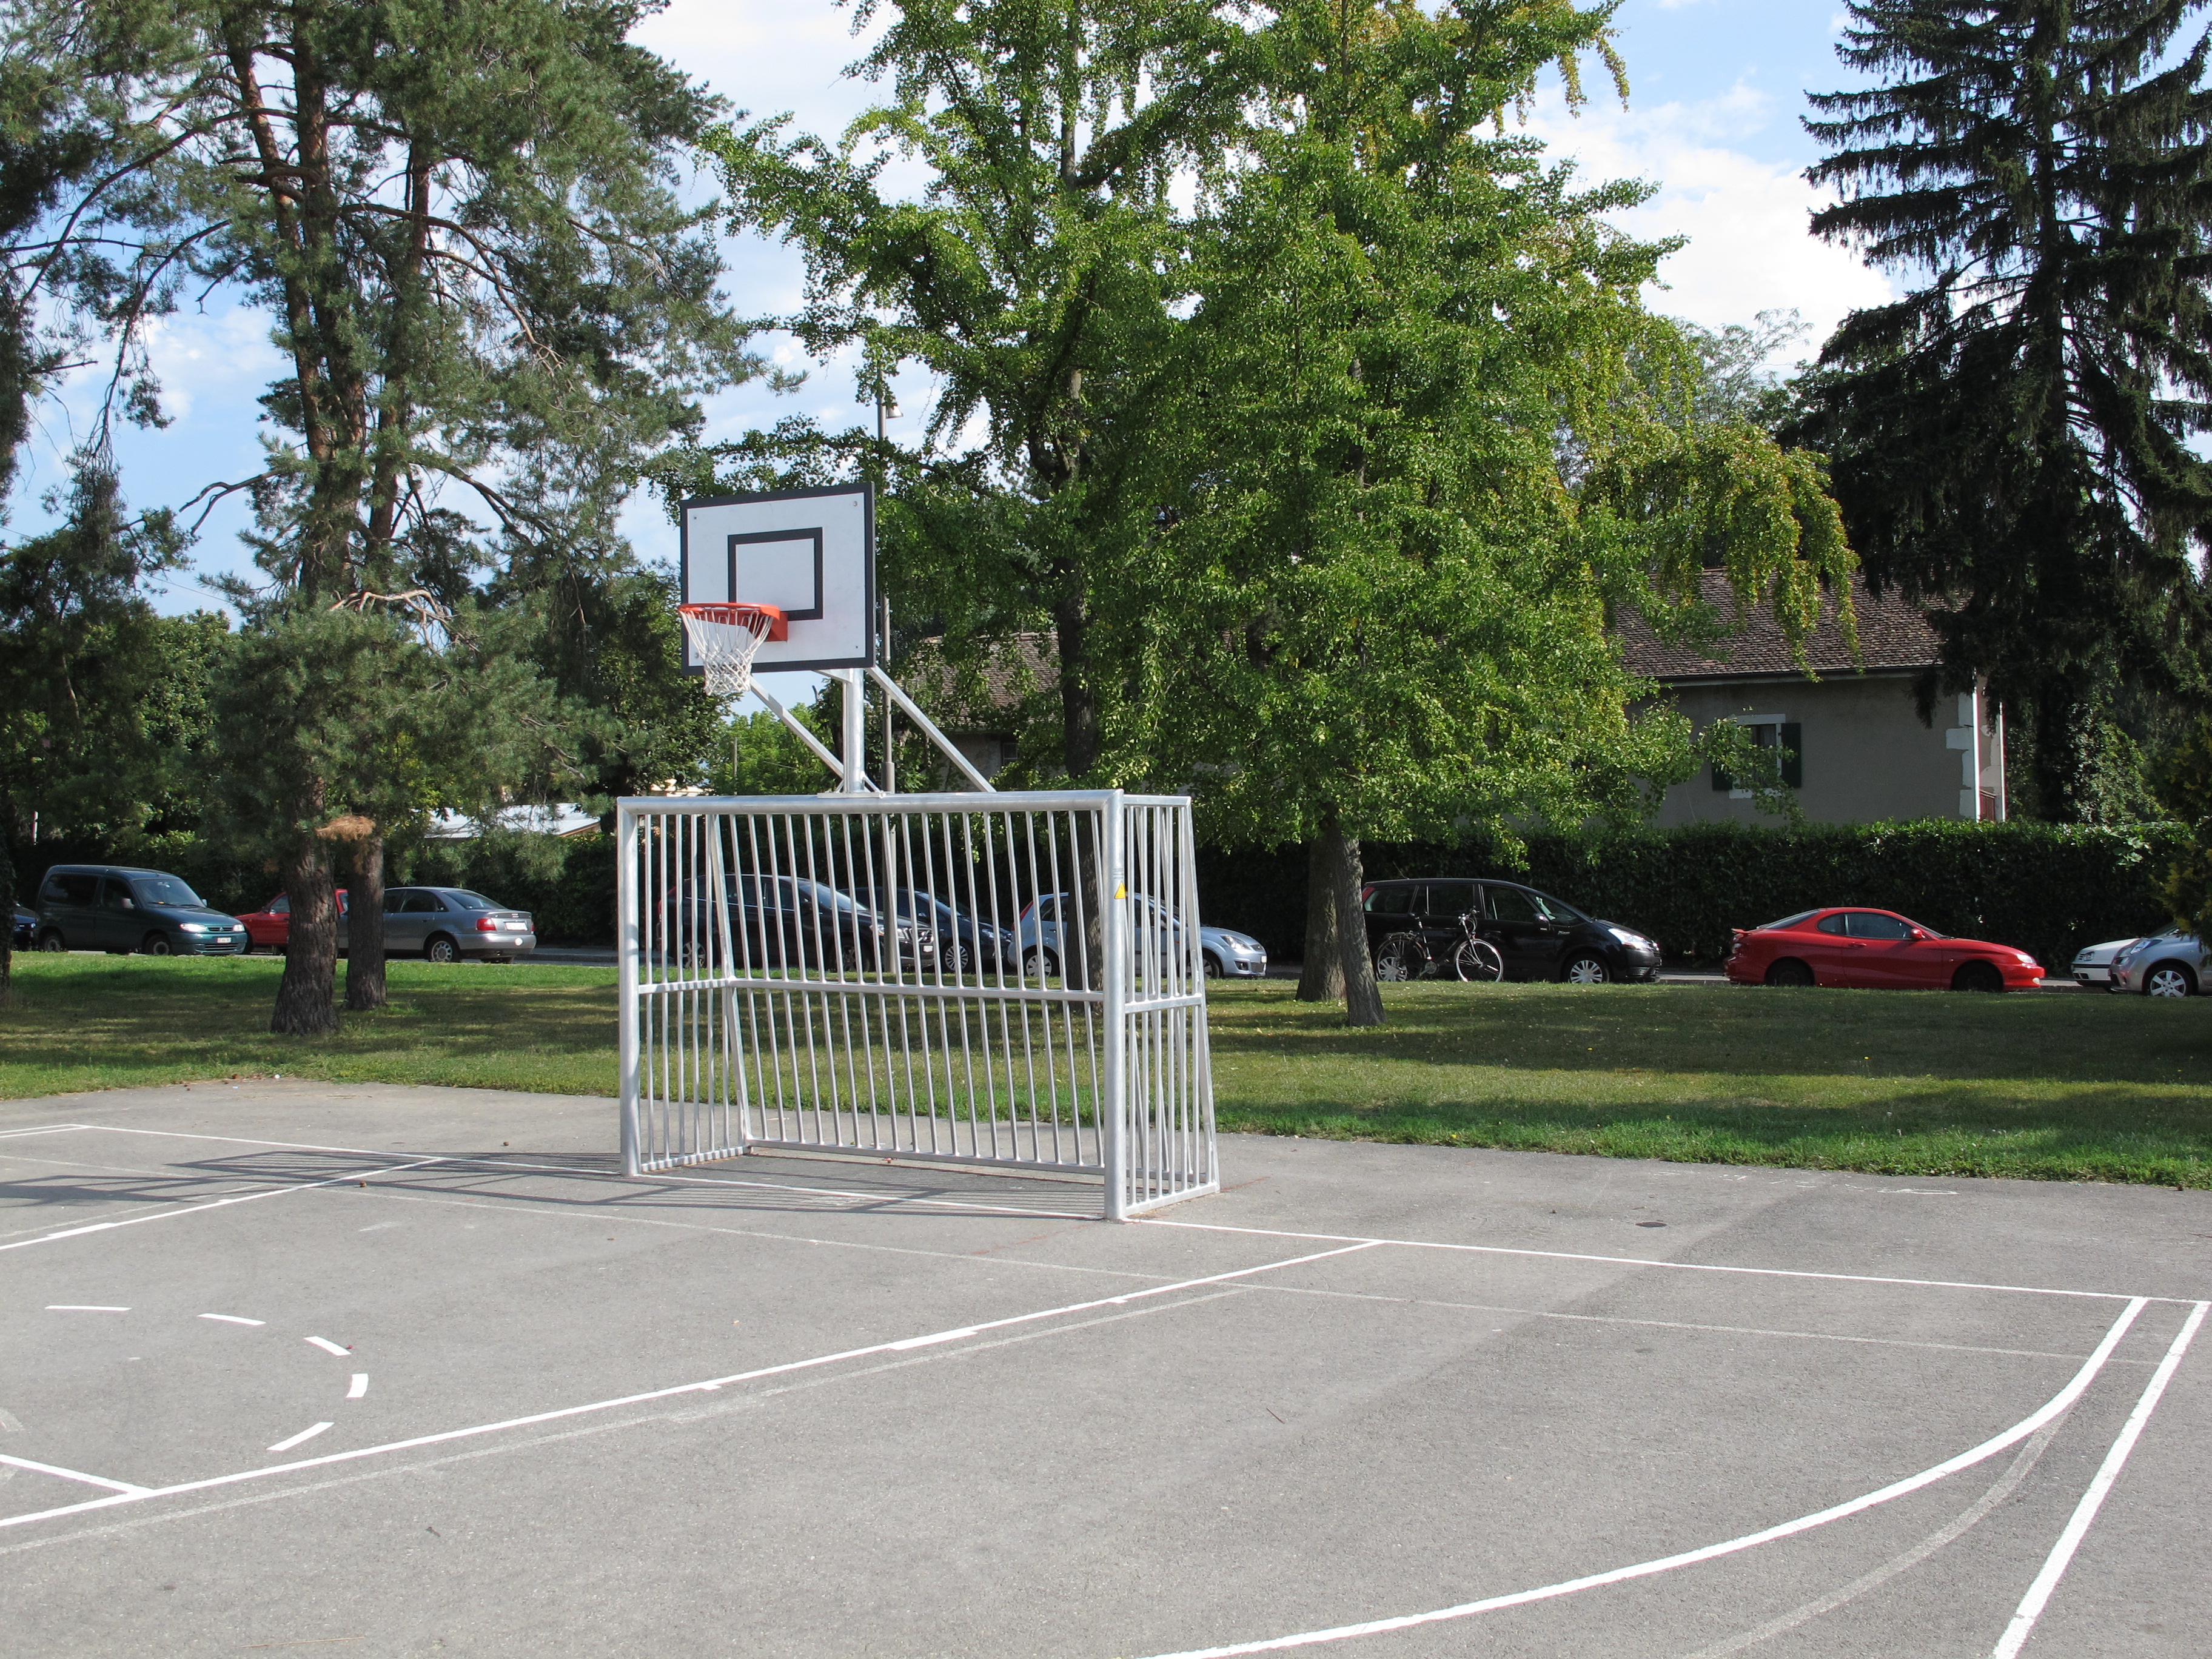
[34,865,250,956]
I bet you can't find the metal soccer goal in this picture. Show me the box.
[616,789,1218,1219]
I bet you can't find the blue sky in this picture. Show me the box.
[18,1,1888,620]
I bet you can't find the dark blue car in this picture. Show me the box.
[33,865,249,956]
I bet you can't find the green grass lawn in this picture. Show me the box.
[3,954,2207,1185]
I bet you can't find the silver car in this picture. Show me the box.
[2070,937,2141,991]
[2108,932,2206,999]
[378,886,537,963]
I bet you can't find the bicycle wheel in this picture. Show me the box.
[1375,933,1425,982]
[1452,937,1504,982]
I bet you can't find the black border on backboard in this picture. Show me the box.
[678,482,874,672]
[727,529,823,620]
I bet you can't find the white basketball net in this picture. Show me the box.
[679,603,780,702]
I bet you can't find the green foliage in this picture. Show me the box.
[1127,0,1854,851]
[1794,0,2212,821]
[1198,819,2190,973]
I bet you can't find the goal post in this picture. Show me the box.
[616,789,1218,1219]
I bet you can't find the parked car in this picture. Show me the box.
[664,876,899,972]
[378,887,535,963]
[32,865,249,956]
[2070,937,2140,991]
[1015,892,1268,982]
[2108,932,2208,998]
[11,903,33,951]
[1358,877,1658,984]
[856,888,1014,973]
[1724,907,2042,991]
[235,890,350,953]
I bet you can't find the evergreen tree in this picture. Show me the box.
[1795,0,2212,821]
[20,0,758,1031]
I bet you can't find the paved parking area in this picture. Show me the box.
[2,1080,2205,1657]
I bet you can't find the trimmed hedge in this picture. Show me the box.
[1195,821,2192,974]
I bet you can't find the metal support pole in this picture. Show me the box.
[1101,793,1128,1221]
[840,668,868,794]
[880,594,895,796]
[617,803,642,1177]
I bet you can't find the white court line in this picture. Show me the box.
[1988,1299,2210,1659]
[266,1423,331,1454]
[199,1314,263,1327]
[49,1124,2194,1307]
[304,1338,348,1357]
[1140,1218,2175,1304]
[0,1125,93,1139]
[347,1375,367,1399]
[0,1241,1379,1532]
[1131,1298,2152,1659]
[0,1157,454,1252]
[0,1455,148,1495]
[44,1305,127,1312]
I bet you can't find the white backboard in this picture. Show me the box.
[679,483,874,672]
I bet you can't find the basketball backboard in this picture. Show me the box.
[679,483,874,673]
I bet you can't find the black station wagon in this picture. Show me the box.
[1358,877,1661,984]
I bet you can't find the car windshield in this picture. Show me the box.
[132,876,205,908]
[794,880,870,919]
[1529,890,1586,923]
[1759,910,1822,930]
[444,891,499,910]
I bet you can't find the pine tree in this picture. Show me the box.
[1796,0,2212,820]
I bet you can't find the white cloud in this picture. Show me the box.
[1526,84,1894,362]
[139,307,286,421]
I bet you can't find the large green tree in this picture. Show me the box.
[706,0,1259,782]
[1795,0,2212,821]
[1123,0,1853,1022]
[19,0,757,1031]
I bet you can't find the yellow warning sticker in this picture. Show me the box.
[1115,883,1127,899]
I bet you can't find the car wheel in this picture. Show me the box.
[1764,957,1815,988]
[37,930,66,953]
[424,934,460,964]
[2145,963,2195,999]
[1022,947,1059,980]
[1453,939,1505,982]
[1374,934,1423,982]
[1202,953,1224,979]
[140,932,172,956]
[1561,951,1610,985]
[944,942,973,974]
[1952,960,2003,993]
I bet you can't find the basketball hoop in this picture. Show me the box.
[678,602,788,701]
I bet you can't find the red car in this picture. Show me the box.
[236,890,349,953]
[1725,907,2043,991]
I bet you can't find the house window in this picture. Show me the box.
[1712,719,1803,793]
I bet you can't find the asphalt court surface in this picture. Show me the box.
[2,1081,2207,1658]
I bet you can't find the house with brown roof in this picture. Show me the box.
[905,578,2007,825]
[1621,573,2007,825]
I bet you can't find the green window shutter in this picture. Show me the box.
[1780,723,1803,788]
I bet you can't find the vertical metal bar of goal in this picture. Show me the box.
[618,802,642,1177]
[1101,790,1129,1220]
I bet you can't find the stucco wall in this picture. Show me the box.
[1647,674,2005,826]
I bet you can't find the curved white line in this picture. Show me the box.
[1135,1298,2150,1659]
[304,1337,348,1357]
[1989,1299,2208,1659]
[346,1375,367,1400]
[198,1314,263,1326]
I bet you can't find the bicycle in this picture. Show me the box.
[1373,910,1504,984]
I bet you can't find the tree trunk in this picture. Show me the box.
[1296,837,1344,1002]
[272,839,341,1035]
[1319,808,1382,1026]
[1052,592,1100,779]
[343,830,387,1011]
